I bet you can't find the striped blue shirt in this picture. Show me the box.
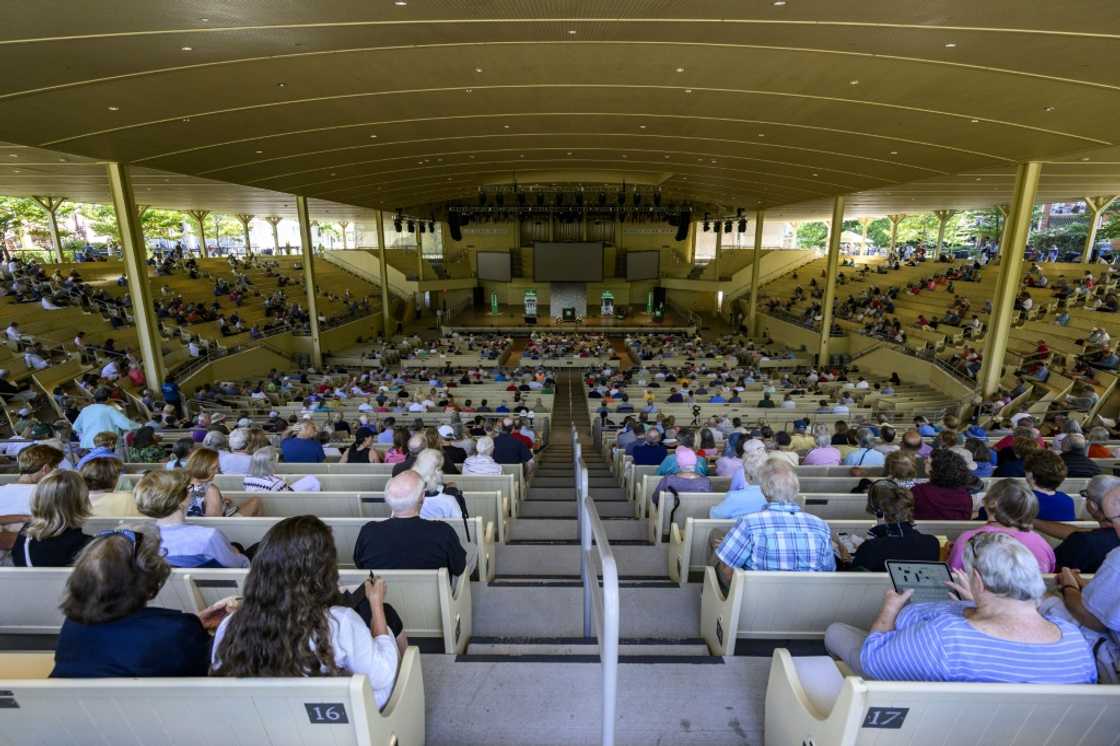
[861,601,1097,684]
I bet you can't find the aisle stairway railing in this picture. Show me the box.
[572,423,620,746]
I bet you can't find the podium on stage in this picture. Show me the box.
[523,289,538,324]
[600,290,614,317]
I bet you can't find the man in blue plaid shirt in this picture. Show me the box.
[715,460,835,589]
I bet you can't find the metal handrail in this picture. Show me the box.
[573,423,620,746]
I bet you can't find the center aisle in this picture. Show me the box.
[421,370,768,745]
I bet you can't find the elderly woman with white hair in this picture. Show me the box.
[461,436,502,475]
[412,449,464,520]
[802,428,842,466]
[241,447,292,493]
[825,532,1097,684]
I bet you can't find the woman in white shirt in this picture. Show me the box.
[414,449,464,520]
[462,435,502,475]
[211,516,401,709]
[242,447,291,493]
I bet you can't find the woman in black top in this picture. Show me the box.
[13,471,92,567]
[51,526,233,678]
[340,426,379,464]
[836,480,939,572]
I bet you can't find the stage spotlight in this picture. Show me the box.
[702,221,710,232]
[518,192,527,206]
[575,191,584,207]
[393,219,402,232]
[653,191,662,207]
[555,192,564,206]
[478,191,487,206]
[738,218,748,233]
[495,192,504,206]
[536,193,546,207]
[737,207,744,218]
[418,222,426,234]
[633,191,641,206]
[598,192,607,206]
[724,221,732,233]
[407,220,416,233]
[428,221,435,233]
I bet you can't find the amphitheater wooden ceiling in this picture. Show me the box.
[0,1,1119,218]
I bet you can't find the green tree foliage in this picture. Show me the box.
[796,221,828,248]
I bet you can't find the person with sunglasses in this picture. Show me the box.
[51,526,237,678]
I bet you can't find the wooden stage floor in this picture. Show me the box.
[445,306,693,332]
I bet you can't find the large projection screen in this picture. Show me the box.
[477,251,511,282]
[533,242,604,282]
[626,251,660,281]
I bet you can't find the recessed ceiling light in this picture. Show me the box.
[970,118,979,123]
[812,173,819,177]
[277,82,287,88]
[1081,156,1092,161]
[394,1,407,5]
[849,80,860,85]
[107,105,120,111]
[697,158,703,162]
[181,117,191,123]
[369,134,378,139]
[447,177,453,181]
[474,67,483,73]
[639,124,647,129]
[567,151,573,156]
[944,42,957,48]
[664,155,670,159]
[1043,105,1055,112]
[757,133,765,137]
[469,154,475,159]
[503,124,510,129]
[465,88,473,93]
[58,158,68,162]
[568,29,577,35]
[710,159,717,164]
[255,149,264,154]
[519,154,525,158]
[199,17,209,22]
[675,67,685,73]
[7,154,16,158]
[889,150,898,155]
[330,172,336,176]
[684,89,693,94]
[773,1,786,5]
[181,46,193,52]
[12,169,21,173]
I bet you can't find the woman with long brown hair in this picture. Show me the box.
[210,516,404,708]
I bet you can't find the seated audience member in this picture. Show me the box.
[651,447,711,508]
[709,447,770,520]
[655,435,711,476]
[126,425,164,464]
[714,460,835,589]
[461,435,503,475]
[51,527,226,678]
[164,437,195,470]
[12,471,92,567]
[803,429,841,466]
[1087,427,1114,459]
[842,428,887,467]
[81,457,142,517]
[281,421,327,463]
[242,447,292,493]
[825,532,1096,683]
[769,432,800,467]
[873,426,899,456]
[391,433,426,476]
[632,429,669,467]
[185,447,261,517]
[75,431,119,470]
[211,516,402,708]
[382,428,409,464]
[1061,433,1102,478]
[0,444,64,553]
[492,417,535,476]
[964,437,995,478]
[354,470,467,575]
[883,451,918,489]
[836,480,939,572]
[437,424,467,468]
[1036,475,1120,573]
[413,449,464,520]
[1051,483,1120,683]
[912,449,974,520]
[950,479,1055,573]
[1024,449,1077,521]
[714,436,746,479]
[340,426,381,464]
[221,428,254,474]
[133,470,249,568]
[994,432,1039,477]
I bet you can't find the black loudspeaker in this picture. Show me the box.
[472,286,485,308]
[675,211,691,242]
[652,287,667,307]
[448,212,463,241]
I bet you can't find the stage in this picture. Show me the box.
[443,305,695,335]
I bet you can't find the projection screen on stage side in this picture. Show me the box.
[626,251,660,281]
[533,242,604,282]
[477,251,512,282]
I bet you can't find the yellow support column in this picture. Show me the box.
[235,213,254,256]
[977,162,1042,397]
[295,196,323,369]
[818,196,845,367]
[747,210,765,337]
[375,211,393,338]
[887,214,904,257]
[106,163,165,389]
[933,210,954,260]
[1081,195,1118,263]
